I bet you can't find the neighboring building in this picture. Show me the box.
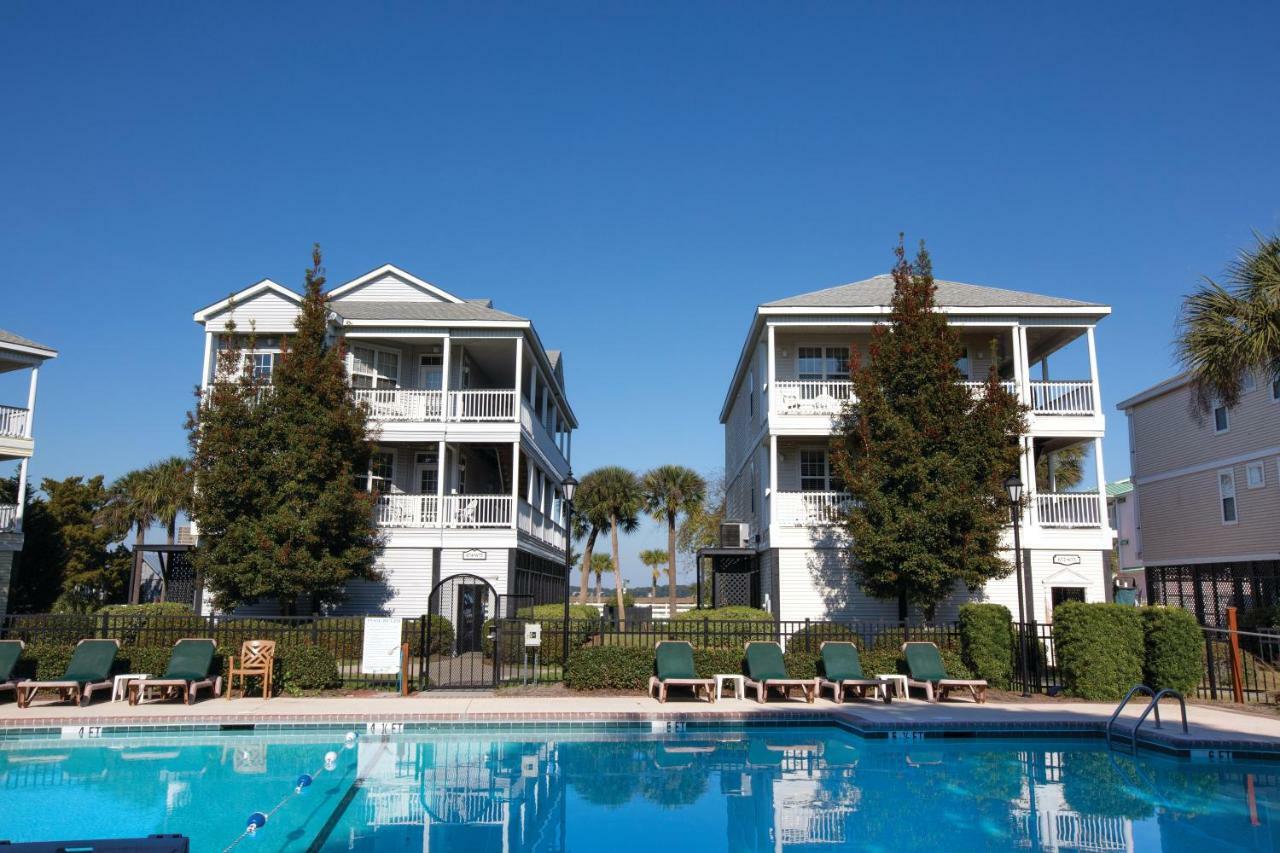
[192,264,575,623]
[717,274,1112,623]
[1106,478,1145,601]
[1118,370,1280,625]
[0,329,57,616]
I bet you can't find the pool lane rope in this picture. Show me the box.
[221,731,358,852]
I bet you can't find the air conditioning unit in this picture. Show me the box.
[719,522,750,549]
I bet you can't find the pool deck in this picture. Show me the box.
[3,692,1278,756]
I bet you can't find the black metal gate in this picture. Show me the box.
[422,575,531,689]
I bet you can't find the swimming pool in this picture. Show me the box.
[0,724,1275,851]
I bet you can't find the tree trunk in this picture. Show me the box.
[610,514,626,630]
[897,586,908,622]
[667,514,679,614]
[578,527,598,604]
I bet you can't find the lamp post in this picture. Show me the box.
[1005,474,1030,697]
[560,471,578,666]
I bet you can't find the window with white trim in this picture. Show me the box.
[1272,376,1280,400]
[1213,403,1229,434]
[955,347,970,378]
[363,451,394,494]
[1242,371,1257,393]
[217,334,282,381]
[1218,468,1238,524]
[1246,461,1265,489]
[797,346,851,401]
[351,346,400,389]
[799,449,843,492]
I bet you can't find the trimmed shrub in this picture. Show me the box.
[118,646,175,677]
[669,607,775,648]
[785,622,860,654]
[783,648,823,679]
[856,637,975,683]
[671,606,773,623]
[959,604,1014,690]
[99,602,193,616]
[279,644,341,694]
[693,647,743,678]
[482,604,600,665]
[565,645,652,690]
[1053,602,1144,700]
[17,643,75,680]
[1141,606,1205,694]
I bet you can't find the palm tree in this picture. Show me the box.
[572,470,613,605]
[135,457,193,544]
[1176,233,1280,412]
[590,553,613,604]
[592,466,642,628]
[99,469,156,552]
[642,465,706,612]
[639,548,667,602]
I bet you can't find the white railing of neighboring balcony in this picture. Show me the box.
[960,380,1018,397]
[353,389,444,422]
[772,381,856,416]
[0,405,29,437]
[774,491,854,526]
[375,494,513,528]
[0,504,18,532]
[1035,492,1102,527]
[518,500,566,548]
[1027,380,1095,415]
[449,390,517,422]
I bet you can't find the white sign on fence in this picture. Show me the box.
[361,616,404,675]
[525,623,542,647]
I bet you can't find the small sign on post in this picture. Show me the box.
[524,623,542,648]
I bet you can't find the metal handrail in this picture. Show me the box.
[1105,684,1156,747]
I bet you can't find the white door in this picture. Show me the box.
[419,353,443,390]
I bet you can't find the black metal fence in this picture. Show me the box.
[1011,621,1062,695]
[1199,624,1280,704]
[0,612,426,690]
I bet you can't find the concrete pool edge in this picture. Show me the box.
[1,698,1277,759]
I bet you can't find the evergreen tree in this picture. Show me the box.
[1,476,61,612]
[831,238,1027,620]
[189,246,382,614]
[40,476,132,611]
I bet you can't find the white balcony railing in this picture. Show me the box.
[375,494,513,529]
[449,390,516,422]
[1035,492,1102,528]
[774,491,854,526]
[773,381,856,416]
[0,405,29,438]
[0,504,18,533]
[961,380,1018,397]
[354,389,443,421]
[1028,380,1094,415]
[517,499,566,548]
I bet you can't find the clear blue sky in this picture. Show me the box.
[3,3,1277,586]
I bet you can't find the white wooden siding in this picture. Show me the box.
[439,548,508,595]
[203,289,300,333]
[332,271,447,302]
[332,546,435,616]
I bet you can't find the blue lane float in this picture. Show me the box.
[246,812,267,833]
[221,741,350,852]
[294,773,313,792]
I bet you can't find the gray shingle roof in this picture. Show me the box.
[0,328,57,355]
[763,274,1101,309]
[329,301,527,323]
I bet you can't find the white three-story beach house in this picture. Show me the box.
[193,265,574,621]
[717,275,1113,624]
[0,329,57,616]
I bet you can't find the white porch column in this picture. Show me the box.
[1093,436,1108,533]
[14,458,28,530]
[513,337,524,424]
[436,440,447,524]
[566,428,572,466]
[511,441,520,530]
[766,324,776,421]
[768,435,778,527]
[1086,325,1102,417]
[439,336,452,421]
[528,363,538,407]
[24,365,39,438]
[200,332,213,390]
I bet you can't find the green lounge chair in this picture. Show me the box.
[744,641,816,704]
[648,641,715,703]
[0,640,24,700]
[16,638,120,708]
[818,641,889,703]
[902,642,987,703]
[128,638,221,706]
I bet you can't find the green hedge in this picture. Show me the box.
[1141,607,1204,694]
[670,607,773,623]
[565,646,652,690]
[668,607,775,648]
[1053,602,1144,700]
[279,644,341,694]
[482,604,601,665]
[959,604,1014,690]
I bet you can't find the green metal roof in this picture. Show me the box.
[1105,478,1134,498]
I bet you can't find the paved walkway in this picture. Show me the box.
[3,692,1277,754]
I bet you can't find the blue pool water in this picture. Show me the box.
[0,725,1276,851]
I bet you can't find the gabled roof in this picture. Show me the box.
[330,301,526,323]
[192,279,301,322]
[1116,372,1191,411]
[764,274,1103,310]
[0,328,57,359]
[325,263,464,303]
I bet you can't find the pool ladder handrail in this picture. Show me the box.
[1106,684,1188,750]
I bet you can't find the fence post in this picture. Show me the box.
[1203,626,1219,701]
[101,611,110,640]
[703,617,709,648]
[1227,606,1245,703]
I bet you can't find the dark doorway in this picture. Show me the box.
[1051,587,1086,609]
[456,584,486,653]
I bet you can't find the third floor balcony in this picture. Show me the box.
[770,378,1095,418]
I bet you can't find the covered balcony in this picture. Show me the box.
[0,503,17,533]
[0,405,28,438]
[770,438,854,527]
[1028,436,1106,529]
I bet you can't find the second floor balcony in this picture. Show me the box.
[374,492,566,548]
[772,488,1103,529]
[354,388,518,423]
[0,405,29,438]
[0,503,18,533]
[771,378,1095,418]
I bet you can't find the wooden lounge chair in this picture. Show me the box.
[15,639,119,708]
[648,641,716,703]
[129,639,222,706]
[818,642,889,703]
[902,642,988,703]
[226,640,276,699]
[0,640,23,700]
[744,641,816,704]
